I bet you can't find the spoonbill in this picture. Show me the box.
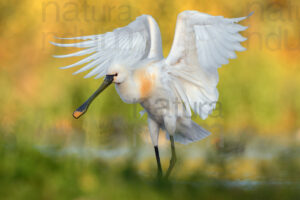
[51,11,252,178]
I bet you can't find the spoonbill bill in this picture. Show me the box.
[51,11,252,178]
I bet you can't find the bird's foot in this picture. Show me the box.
[165,156,177,179]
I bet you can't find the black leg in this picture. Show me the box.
[154,146,163,178]
[166,135,176,178]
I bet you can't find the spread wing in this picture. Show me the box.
[165,11,252,119]
[51,15,163,79]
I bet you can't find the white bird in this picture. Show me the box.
[51,10,252,178]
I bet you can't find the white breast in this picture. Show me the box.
[115,77,141,104]
[115,62,161,104]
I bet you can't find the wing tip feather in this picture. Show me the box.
[84,74,93,79]
[49,41,58,46]
[53,54,65,58]
[50,41,70,47]
[247,11,254,18]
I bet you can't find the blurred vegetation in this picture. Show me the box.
[1,132,300,200]
[1,0,300,199]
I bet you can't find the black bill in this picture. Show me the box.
[72,75,115,119]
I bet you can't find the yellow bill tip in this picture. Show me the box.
[73,111,84,119]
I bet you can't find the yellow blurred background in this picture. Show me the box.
[1,0,300,199]
[1,0,300,137]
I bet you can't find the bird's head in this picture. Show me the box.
[72,63,129,119]
[106,63,129,84]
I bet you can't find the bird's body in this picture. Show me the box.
[113,59,161,104]
[52,11,252,177]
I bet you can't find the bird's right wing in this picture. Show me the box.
[165,11,252,119]
[51,15,163,79]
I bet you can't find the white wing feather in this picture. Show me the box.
[166,11,252,119]
[51,15,163,79]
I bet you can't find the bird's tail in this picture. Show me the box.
[166,120,211,145]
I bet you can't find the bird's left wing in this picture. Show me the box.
[51,15,163,79]
[165,11,252,119]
